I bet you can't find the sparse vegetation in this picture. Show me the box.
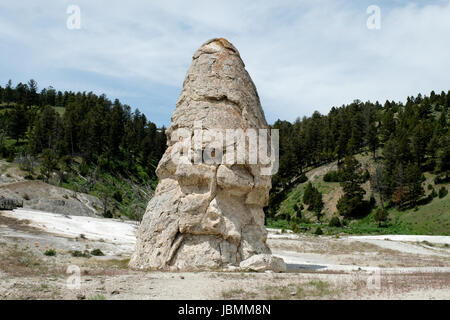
[439,186,448,199]
[0,79,165,221]
[266,90,449,235]
[314,227,323,235]
[90,249,105,256]
[44,248,56,256]
[328,216,341,227]
[70,250,90,258]
[374,208,389,227]
[0,244,60,276]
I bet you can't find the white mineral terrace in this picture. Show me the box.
[2,208,450,274]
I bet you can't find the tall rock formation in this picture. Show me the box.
[129,38,285,272]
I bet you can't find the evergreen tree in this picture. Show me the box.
[3,80,14,103]
[303,182,314,205]
[336,156,366,218]
[436,133,450,178]
[40,148,58,182]
[312,191,324,221]
[371,164,389,209]
[374,208,388,227]
[7,104,28,142]
[380,109,396,144]
[405,163,425,207]
[366,120,378,159]
[27,79,39,106]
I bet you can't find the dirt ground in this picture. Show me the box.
[0,209,449,300]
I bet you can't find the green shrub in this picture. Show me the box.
[328,216,341,227]
[79,161,89,176]
[374,208,389,227]
[323,170,341,182]
[103,210,113,218]
[427,184,433,190]
[303,182,314,204]
[434,175,450,184]
[90,249,105,256]
[303,183,323,216]
[44,249,56,256]
[22,193,30,200]
[24,174,34,180]
[362,169,371,182]
[438,187,448,199]
[297,173,308,183]
[369,194,376,207]
[70,250,90,258]
[431,188,438,198]
[314,227,323,235]
[113,191,123,203]
[290,221,300,233]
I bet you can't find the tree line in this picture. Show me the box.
[0,79,167,182]
[1,79,448,223]
[269,90,449,219]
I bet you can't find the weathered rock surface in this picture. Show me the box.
[0,197,22,210]
[129,38,285,271]
[0,181,103,217]
[239,254,287,273]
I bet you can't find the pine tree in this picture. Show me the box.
[336,156,366,218]
[436,133,450,178]
[380,109,396,144]
[374,208,388,227]
[371,164,389,209]
[303,182,314,205]
[30,105,60,152]
[107,99,125,158]
[7,104,28,142]
[40,148,58,182]
[3,80,14,103]
[312,191,324,221]
[405,163,425,207]
[27,79,39,106]
[366,120,378,159]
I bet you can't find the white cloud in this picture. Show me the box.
[1,1,450,124]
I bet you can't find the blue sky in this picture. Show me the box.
[1,0,450,126]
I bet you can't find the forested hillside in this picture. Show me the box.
[0,79,449,231]
[0,79,166,220]
[269,90,449,234]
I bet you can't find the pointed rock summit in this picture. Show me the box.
[129,38,285,272]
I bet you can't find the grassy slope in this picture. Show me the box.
[1,158,154,221]
[60,170,154,220]
[269,153,450,235]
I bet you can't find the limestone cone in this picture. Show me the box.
[129,38,284,271]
